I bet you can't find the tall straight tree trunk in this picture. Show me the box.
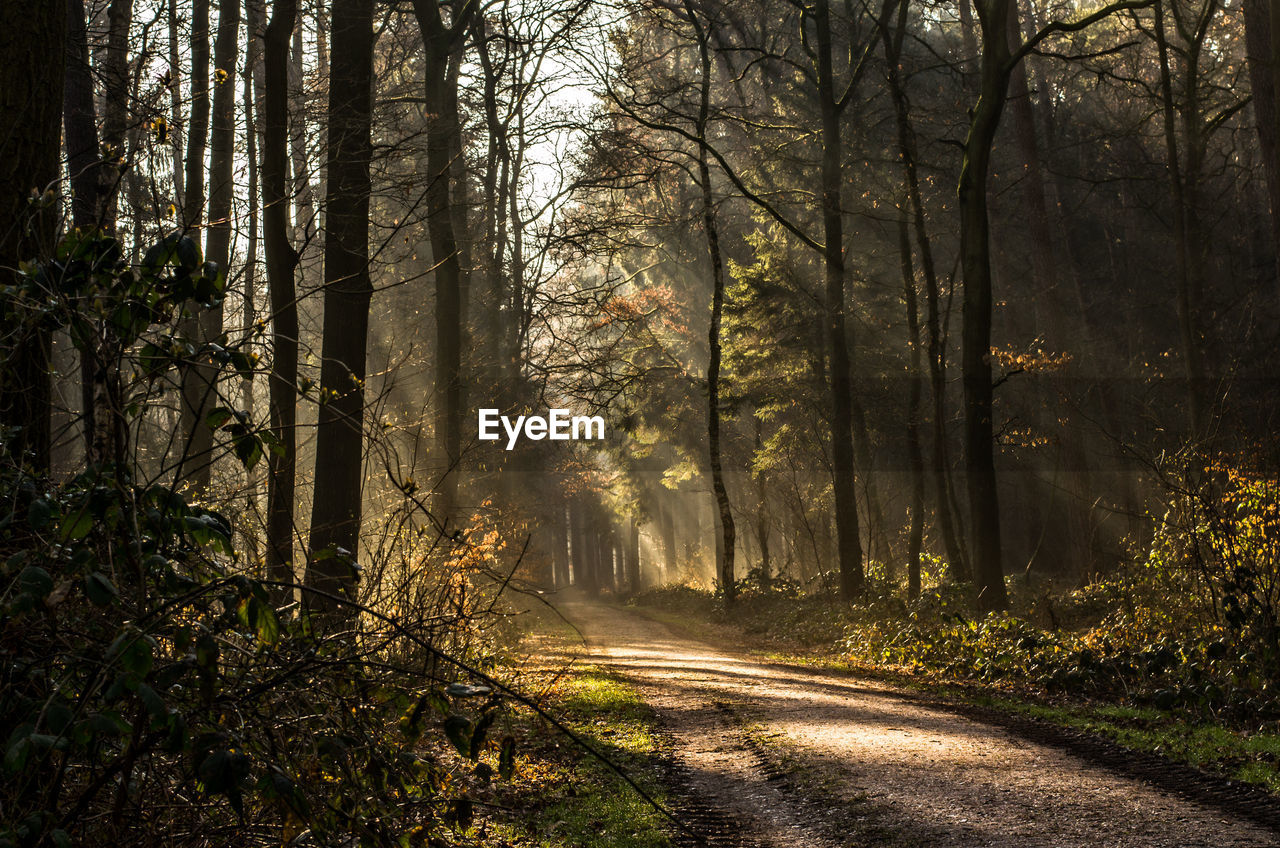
[580,504,600,596]
[1244,0,1280,285]
[473,16,507,386]
[553,499,569,588]
[1158,0,1219,437]
[412,0,470,525]
[814,0,864,600]
[64,0,100,232]
[177,0,211,486]
[242,3,261,552]
[0,0,64,473]
[850,393,891,568]
[627,513,641,593]
[878,0,969,580]
[182,0,241,493]
[899,213,926,601]
[753,417,771,588]
[959,0,1013,613]
[683,0,737,605]
[262,0,300,595]
[290,18,314,245]
[184,0,211,230]
[569,496,584,586]
[64,0,114,465]
[100,0,133,231]
[445,49,473,338]
[306,0,375,613]
[1005,0,1056,299]
[661,496,677,582]
[168,0,185,209]
[959,0,979,63]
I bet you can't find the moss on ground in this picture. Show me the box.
[487,617,672,848]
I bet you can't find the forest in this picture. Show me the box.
[2,0,1279,843]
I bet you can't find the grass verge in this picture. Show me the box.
[484,621,672,847]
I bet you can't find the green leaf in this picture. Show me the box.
[3,724,34,773]
[136,683,168,722]
[108,629,154,679]
[470,711,495,761]
[27,498,52,530]
[259,429,287,458]
[232,433,263,470]
[86,711,132,738]
[447,798,473,830]
[198,749,250,795]
[138,342,172,379]
[18,566,53,600]
[205,407,234,430]
[443,715,473,759]
[84,572,118,606]
[498,736,516,779]
[59,506,93,542]
[176,235,202,271]
[237,594,279,646]
[228,349,254,379]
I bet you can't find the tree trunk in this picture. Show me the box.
[99,0,133,231]
[262,0,300,596]
[305,0,375,613]
[65,0,113,465]
[753,417,771,589]
[553,499,569,588]
[879,0,970,581]
[661,496,677,583]
[1005,0,1057,299]
[569,496,584,586]
[181,0,241,493]
[627,513,641,593]
[814,0,864,600]
[176,0,210,485]
[290,17,314,246]
[899,213,926,601]
[242,2,262,557]
[1153,0,1207,436]
[411,0,470,525]
[0,0,64,473]
[959,0,1013,613]
[64,0,100,231]
[184,0,211,230]
[168,0,185,209]
[1245,0,1280,286]
[683,0,737,605]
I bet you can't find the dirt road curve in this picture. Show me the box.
[559,600,1280,848]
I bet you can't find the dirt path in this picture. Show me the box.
[558,599,1280,848]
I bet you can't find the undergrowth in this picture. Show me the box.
[632,460,1280,792]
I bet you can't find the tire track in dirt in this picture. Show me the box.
[561,599,1280,848]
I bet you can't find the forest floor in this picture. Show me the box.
[546,596,1280,848]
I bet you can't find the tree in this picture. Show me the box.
[182,0,242,492]
[262,0,300,589]
[812,0,867,599]
[411,0,472,525]
[0,0,65,472]
[959,0,1151,611]
[306,0,376,611]
[177,0,212,483]
[1244,0,1280,285]
[682,0,738,604]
